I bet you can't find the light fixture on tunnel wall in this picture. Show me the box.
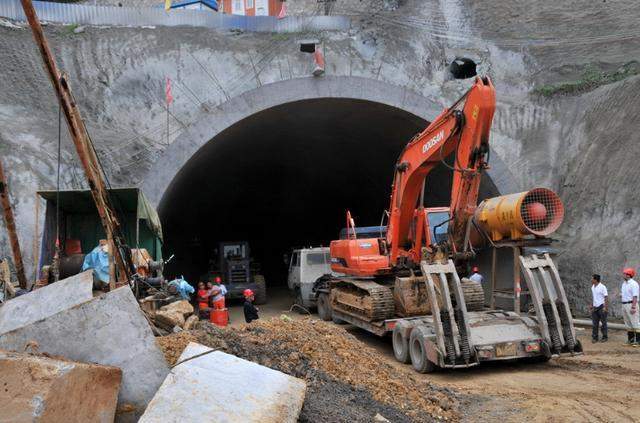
[449,57,477,79]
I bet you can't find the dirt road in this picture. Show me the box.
[350,328,640,423]
[224,289,640,422]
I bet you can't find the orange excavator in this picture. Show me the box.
[316,76,580,372]
[328,76,498,320]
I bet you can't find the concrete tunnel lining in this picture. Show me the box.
[142,76,515,283]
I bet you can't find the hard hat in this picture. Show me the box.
[623,267,636,277]
[214,276,222,283]
[472,266,479,272]
[243,289,254,298]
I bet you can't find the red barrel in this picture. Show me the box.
[210,308,229,327]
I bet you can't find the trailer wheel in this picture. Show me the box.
[254,274,267,305]
[317,293,332,321]
[392,321,412,364]
[409,325,438,373]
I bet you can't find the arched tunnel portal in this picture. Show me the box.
[144,77,504,285]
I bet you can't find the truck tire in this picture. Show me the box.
[392,321,413,364]
[254,274,267,305]
[409,325,438,373]
[317,293,332,321]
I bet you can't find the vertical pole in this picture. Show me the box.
[0,157,28,289]
[32,193,40,283]
[107,236,116,291]
[513,246,521,314]
[490,246,496,309]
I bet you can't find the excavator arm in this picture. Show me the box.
[387,76,496,265]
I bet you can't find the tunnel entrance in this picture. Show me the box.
[159,97,496,286]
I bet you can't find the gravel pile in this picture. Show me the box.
[158,317,458,422]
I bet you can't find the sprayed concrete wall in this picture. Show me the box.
[0,0,639,314]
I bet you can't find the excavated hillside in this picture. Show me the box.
[0,0,639,314]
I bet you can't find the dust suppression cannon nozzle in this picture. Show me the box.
[474,188,564,241]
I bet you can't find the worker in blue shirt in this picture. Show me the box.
[167,276,195,300]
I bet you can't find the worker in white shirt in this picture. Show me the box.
[620,267,639,346]
[589,274,608,343]
[469,266,483,284]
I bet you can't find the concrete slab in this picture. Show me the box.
[0,270,93,335]
[0,287,170,422]
[139,342,306,423]
[0,349,122,423]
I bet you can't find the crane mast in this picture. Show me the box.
[387,76,495,265]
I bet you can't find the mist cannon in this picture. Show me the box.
[474,188,564,241]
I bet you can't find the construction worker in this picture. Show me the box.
[197,282,209,318]
[469,266,483,284]
[621,268,639,345]
[589,274,608,343]
[167,276,195,300]
[243,289,259,323]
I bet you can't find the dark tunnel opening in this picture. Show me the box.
[159,98,498,287]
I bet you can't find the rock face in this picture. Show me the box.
[0,1,639,316]
[0,349,122,423]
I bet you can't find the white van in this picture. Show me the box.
[287,247,331,309]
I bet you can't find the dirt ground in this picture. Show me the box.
[219,288,640,422]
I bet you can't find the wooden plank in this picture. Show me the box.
[518,255,551,344]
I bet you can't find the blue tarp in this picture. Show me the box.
[82,246,110,284]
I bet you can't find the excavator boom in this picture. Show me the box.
[331,77,496,276]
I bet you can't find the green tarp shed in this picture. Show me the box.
[37,188,163,275]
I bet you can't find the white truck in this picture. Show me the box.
[287,247,331,310]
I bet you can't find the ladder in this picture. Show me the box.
[519,253,580,355]
[420,260,474,365]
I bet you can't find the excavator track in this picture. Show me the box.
[330,279,395,322]
[460,278,485,311]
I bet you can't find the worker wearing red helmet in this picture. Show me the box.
[243,289,260,323]
[469,266,483,284]
[621,267,639,345]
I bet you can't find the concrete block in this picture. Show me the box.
[159,300,194,318]
[183,315,198,330]
[139,342,306,423]
[0,349,122,423]
[155,309,185,329]
[0,287,169,422]
[0,271,93,335]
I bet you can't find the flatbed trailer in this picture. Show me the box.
[316,255,582,373]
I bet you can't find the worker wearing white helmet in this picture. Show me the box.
[621,267,639,346]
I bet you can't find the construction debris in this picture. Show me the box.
[140,342,306,423]
[0,284,169,422]
[158,318,459,422]
[0,349,122,423]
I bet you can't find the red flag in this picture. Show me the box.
[277,2,287,19]
[165,77,174,106]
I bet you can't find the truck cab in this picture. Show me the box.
[288,247,331,309]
